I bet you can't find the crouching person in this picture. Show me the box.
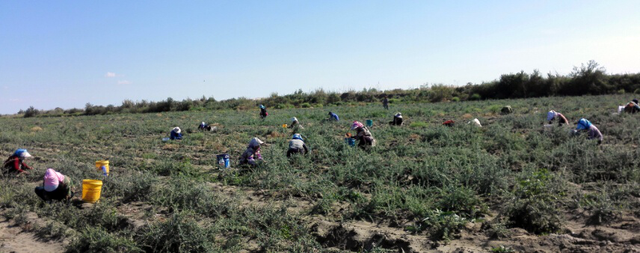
[351,121,376,149]
[239,137,264,166]
[624,99,640,114]
[287,134,309,158]
[170,127,182,140]
[35,168,74,202]
[547,110,570,126]
[576,118,603,144]
[390,113,403,126]
[3,149,33,176]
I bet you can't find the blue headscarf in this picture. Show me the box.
[576,118,592,130]
[14,149,27,157]
[292,133,303,141]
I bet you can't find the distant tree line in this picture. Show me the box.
[18,61,640,118]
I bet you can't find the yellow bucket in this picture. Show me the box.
[82,179,103,203]
[95,160,109,175]
[282,124,287,128]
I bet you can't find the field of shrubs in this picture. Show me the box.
[1,93,639,252]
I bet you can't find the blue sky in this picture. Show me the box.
[1,1,639,114]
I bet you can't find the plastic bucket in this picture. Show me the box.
[217,154,230,168]
[345,138,356,146]
[282,124,288,128]
[95,160,109,176]
[82,179,103,203]
[365,119,373,127]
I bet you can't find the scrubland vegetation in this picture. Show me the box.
[16,61,640,118]
[1,93,640,252]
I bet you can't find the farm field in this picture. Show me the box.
[1,94,639,252]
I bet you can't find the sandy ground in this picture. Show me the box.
[0,217,64,253]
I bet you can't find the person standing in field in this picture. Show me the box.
[575,118,603,144]
[239,137,264,166]
[259,104,268,119]
[382,96,389,110]
[287,133,309,157]
[3,149,33,175]
[34,168,74,202]
[351,121,376,148]
[547,110,570,126]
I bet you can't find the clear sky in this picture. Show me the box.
[1,0,639,114]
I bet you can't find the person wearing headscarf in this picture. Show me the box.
[288,117,304,129]
[287,133,309,157]
[239,137,264,166]
[328,112,339,121]
[547,110,570,126]
[3,149,33,175]
[351,121,376,148]
[259,104,268,119]
[624,99,640,113]
[576,118,603,144]
[34,168,74,202]
[198,122,215,131]
[390,112,403,126]
[170,127,183,140]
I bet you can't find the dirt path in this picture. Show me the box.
[0,217,65,253]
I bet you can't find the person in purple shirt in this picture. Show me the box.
[576,118,602,144]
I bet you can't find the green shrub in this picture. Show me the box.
[504,169,564,234]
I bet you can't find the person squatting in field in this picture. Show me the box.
[289,117,304,130]
[547,110,570,126]
[624,99,640,113]
[3,149,33,175]
[390,112,403,126]
[259,104,268,119]
[198,122,215,131]
[351,121,376,149]
[575,118,603,144]
[287,133,309,157]
[35,168,74,202]
[328,111,339,121]
[239,137,264,166]
[170,127,183,140]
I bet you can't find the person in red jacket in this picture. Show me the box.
[3,149,33,175]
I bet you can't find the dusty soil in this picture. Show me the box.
[0,215,65,253]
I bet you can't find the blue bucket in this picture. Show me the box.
[366,119,373,127]
[217,154,230,168]
[345,138,356,146]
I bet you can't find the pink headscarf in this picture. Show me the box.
[44,168,65,192]
[351,121,364,130]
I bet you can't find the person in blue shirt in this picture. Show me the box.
[170,127,183,140]
[328,112,339,121]
[575,118,603,144]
